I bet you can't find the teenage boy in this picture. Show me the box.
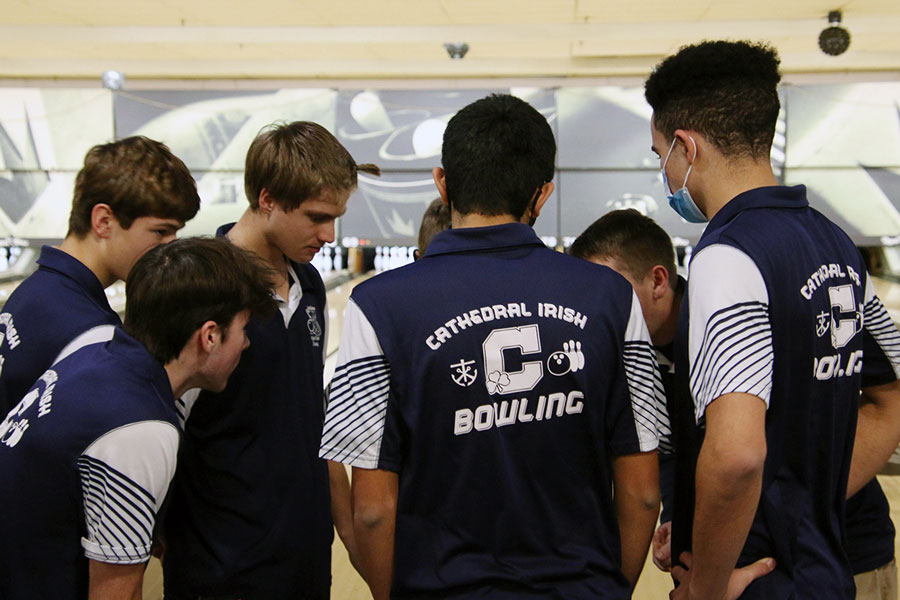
[570,209,682,567]
[645,40,900,599]
[321,94,663,599]
[0,135,200,412]
[0,237,276,599]
[573,210,899,597]
[163,121,380,598]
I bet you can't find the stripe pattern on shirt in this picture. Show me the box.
[864,296,900,379]
[623,290,662,452]
[623,340,664,452]
[319,355,391,468]
[655,351,675,454]
[689,301,774,422]
[78,455,155,564]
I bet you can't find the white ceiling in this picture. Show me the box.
[1,0,900,82]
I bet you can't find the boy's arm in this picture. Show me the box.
[674,392,769,600]
[848,380,900,497]
[352,467,399,600]
[329,460,364,577]
[612,451,660,587]
[851,279,900,495]
[88,561,144,600]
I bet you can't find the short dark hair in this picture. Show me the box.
[441,94,555,219]
[124,237,277,364]
[645,40,781,160]
[244,121,380,211]
[417,198,451,255]
[570,209,677,287]
[68,136,200,237]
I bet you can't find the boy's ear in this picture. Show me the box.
[650,265,670,300]
[91,204,116,238]
[530,181,554,219]
[258,189,276,215]
[197,321,221,353]
[432,168,448,206]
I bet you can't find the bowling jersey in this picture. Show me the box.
[0,246,120,412]
[670,185,900,599]
[0,328,179,599]
[321,223,663,599]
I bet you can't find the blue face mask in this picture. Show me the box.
[661,136,707,223]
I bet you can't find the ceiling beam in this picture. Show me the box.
[1,17,899,45]
[3,51,900,79]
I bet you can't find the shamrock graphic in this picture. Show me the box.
[487,370,511,395]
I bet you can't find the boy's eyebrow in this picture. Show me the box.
[307,206,348,218]
[307,210,340,220]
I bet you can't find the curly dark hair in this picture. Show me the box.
[645,40,781,160]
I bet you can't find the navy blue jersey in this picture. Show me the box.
[0,246,120,412]
[0,329,179,600]
[321,223,663,599]
[162,224,332,598]
[670,186,900,599]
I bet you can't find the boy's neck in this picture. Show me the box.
[57,234,116,288]
[451,212,522,229]
[226,209,291,298]
[227,209,285,271]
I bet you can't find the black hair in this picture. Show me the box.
[441,94,555,219]
[645,40,781,160]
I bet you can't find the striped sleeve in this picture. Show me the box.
[687,244,773,423]
[622,289,662,453]
[319,298,392,470]
[862,276,900,381]
[79,420,179,564]
[655,350,674,454]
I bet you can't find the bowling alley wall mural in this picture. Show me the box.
[1,82,899,274]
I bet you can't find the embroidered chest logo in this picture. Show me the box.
[306,306,322,348]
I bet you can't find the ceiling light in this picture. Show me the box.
[101,70,125,90]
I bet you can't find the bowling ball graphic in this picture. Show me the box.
[548,351,571,376]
